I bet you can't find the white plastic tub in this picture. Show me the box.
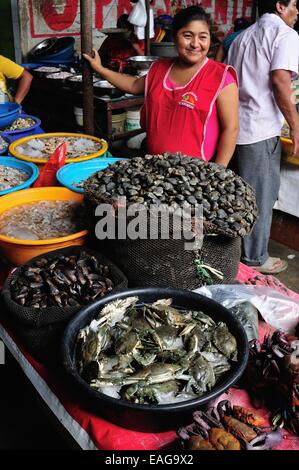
[126,107,141,131]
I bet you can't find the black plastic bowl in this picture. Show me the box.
[62,288,249,432]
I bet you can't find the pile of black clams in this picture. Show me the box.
[84,152,258,238]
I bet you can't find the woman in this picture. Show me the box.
[84,6,239,166]
[99,14,143,72]
[0,55,32,104]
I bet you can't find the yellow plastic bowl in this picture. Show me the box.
[0,187,88,265]
[281,137,299,166]
[9,132,108,165]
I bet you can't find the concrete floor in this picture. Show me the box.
[268,239,299,293]
[0,353,67,449]
[0,239,298,449]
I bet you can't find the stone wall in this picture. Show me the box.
[18,0,253,58]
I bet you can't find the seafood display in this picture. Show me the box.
[16,136,102,160]
[34,66,61,73]
[0,200,84,240]
[67,74,98,83]
[3,117,36,132]
[77,297,238,404]
[0,165,29,191]
[243,330,299,435]
[0,136,8,152]
[178,400,282,450]
[84,152,258,238]
[46,71,74,79]
[11,251,115,308]
[229,302,259,342]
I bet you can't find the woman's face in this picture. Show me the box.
[174,20,211,66]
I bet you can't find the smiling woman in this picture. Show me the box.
[83,6,239,166]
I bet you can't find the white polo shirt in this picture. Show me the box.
[227,13,299,145]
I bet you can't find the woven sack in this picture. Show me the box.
[1,246,127,363]
[2,245,127,328]
[100,234,240,290]
[87,201,242,290]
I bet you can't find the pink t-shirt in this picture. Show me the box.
[166,71,236,160]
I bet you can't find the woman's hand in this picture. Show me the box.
[83,48,104,74]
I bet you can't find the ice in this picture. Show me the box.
[74,138,95,151]
[3,224,39,240]
[29,139,45,150]
[25,149,43,158]
[16,146,25,154]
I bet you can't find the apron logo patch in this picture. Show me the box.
[179,92,198,109]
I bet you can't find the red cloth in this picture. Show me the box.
[0,262,298,450]
[33,143,66,188]
[99,36,144,72]
[141,58,237,158]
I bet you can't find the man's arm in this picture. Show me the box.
[14,70,33,104]
[271,69,299,155]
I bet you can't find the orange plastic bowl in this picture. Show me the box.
[281,137,299,166]
[0,187,88,265]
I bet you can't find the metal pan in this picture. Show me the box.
[93,80,124,98]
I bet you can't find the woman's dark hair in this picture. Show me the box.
[233,17,251,31]
[258,0,292,16]
[172,6,212,37]
[117,13,133,30]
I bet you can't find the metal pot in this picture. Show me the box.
[31,66,62,79]
[150,42,178,58]
[127,56,158,70]
[66,74,99,91]
[44,71,75,86]
[93,80,124,98]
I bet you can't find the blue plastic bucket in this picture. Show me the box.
[0,135,11,155]
[0,103,22,128]
[32,37,75,62]
[56,156,127,193]
[0,113,42,137]
[0,156,39,196]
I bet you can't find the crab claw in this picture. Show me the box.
[217,399,232,419]
[243,431,282,450]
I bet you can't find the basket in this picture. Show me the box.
[9,132,108,164]
[1,246,128,363]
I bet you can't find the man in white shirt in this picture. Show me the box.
[227,0,299,274]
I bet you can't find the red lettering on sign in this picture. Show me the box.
[215,0,228,25]
[95,0,111,29]
[241,0,252,17]
[117,0,132,18]
[41,0,78,31]
[201,0,213,10]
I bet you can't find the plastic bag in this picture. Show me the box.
[194,284,299,334]
[128,0,147,27]
[229,302,259,341]
[33,142,66,187]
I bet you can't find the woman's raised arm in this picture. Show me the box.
[83,48,145,95]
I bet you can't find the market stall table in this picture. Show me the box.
[0,263,298,451]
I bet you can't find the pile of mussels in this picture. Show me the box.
[11,251,115,309]
[84,153,258,238]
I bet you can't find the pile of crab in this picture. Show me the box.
[243,330,299,435]
[77,296,238,404]
[178,400,283,450]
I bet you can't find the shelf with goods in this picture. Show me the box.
[93,94,144,142]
